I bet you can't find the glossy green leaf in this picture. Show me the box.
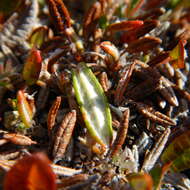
[23,48,42,85]
[72,63,112,148]
[17,90,33,128]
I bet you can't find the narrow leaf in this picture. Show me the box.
[72,63,112,148]
[107,20,143,32]
[3,133,37,146]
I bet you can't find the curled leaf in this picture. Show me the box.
[72,63,112,148]
[3,153,56,190]
[23,48,42,85]
[17,90,34,128]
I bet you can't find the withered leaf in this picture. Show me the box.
[57,174,88,188]
[147,51,171,67]
[110,108,130,157]
[46,0,71,34]
[47,96,62,136]
[3,133,37,146]
[135,102,176,126]
[115,62,136,105]
[52,110,76,160]
[126,36,162,54]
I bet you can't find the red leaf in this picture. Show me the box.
[4,153,57,190]
[23,48,42,85]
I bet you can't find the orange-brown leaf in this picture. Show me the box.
[3,133,37,146]
[107,20,143,32]
[4,153,56,190]
[17,90,34,128]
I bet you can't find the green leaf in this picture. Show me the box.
[168,0,181,8]
[150,163,171,190]
[161,129,190,164]
[28,26,50,48]
[99,16,108,29]
[171,148,190,172]
[72,63,112,148]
